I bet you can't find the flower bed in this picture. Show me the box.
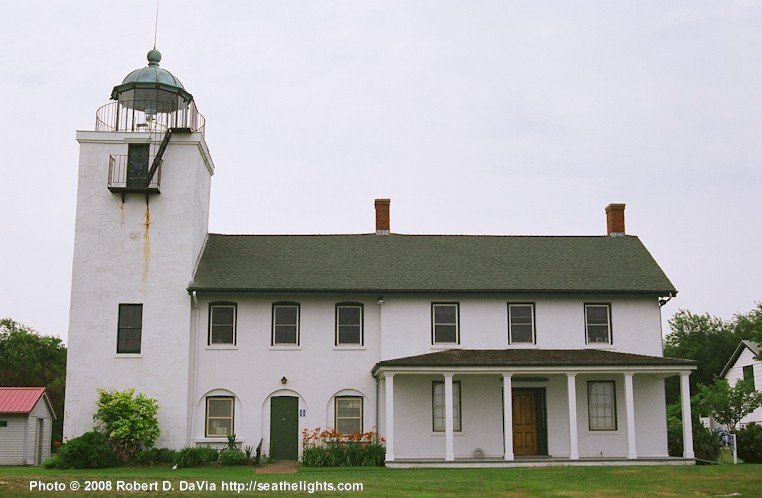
[301,428,385,467]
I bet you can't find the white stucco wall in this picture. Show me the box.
[65,131,213,448]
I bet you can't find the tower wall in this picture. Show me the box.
[64,130,213,448]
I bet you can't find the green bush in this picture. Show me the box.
[137,447,178,465]
[667,416,722,461]
[219,449,248,465]
[93,388,160,463]
[736,423,762,463]
[42,457,59,469]
[57,431,119,469]
[174,446,219,468]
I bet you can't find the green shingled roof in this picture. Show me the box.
[188,233,676,295]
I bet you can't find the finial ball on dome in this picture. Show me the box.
[147,49,162,66]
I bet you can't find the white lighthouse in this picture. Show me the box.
[64,49,214,447]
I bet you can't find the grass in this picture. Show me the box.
[0,463,759,497]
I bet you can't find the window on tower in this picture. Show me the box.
[117,303,143,354]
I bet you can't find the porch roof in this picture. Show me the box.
[372,348,695,375]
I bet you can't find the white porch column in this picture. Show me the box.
[567,373,579,460]
[503,373,514,461]
[680,372,695,459]
[384,373,395,461]
[444,373,455,461]
[624,372,637,459]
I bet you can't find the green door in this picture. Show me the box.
[270,396,299,460]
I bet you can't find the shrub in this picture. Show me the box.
[667,416,722,461]
[736,423,762,463]
[57,431,119,469]
[174,446,218,468]
[302,427,385,467]
[93,388,160,462]
[137,447,178,465]
[219,449,248,465]
[42,457,59,469]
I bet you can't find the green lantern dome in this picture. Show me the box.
[110,49,194,112]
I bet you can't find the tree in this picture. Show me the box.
[0,318,66,444]
[663,309,740,403]
[93,388,160,462]
[733,303,762,358]
[697,378,762,430]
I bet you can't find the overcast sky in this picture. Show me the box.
[1,1,759,343]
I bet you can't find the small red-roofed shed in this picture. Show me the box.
[0,387,56,465]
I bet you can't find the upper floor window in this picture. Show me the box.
[588,381,617,431]
[508,303,535,344]
[117,303,143,354]
[205,396,234,437]
[272,302,299,346]
[432,303,459,345]
[432,381,461,432]
[585,304,612,344]
[336,303,363,346]
[743,364,755,389]
[335,396,363,434]
[208,302,236,345]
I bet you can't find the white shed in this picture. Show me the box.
[0,387,56,465]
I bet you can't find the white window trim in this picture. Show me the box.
[432,381,462,432]
[508,303,536,345]
[584,303,613,345]
[272,303,300,346]
[432,303,460,345]
[205,396,234,438]
[335,396,364,435]
[336,303,364,346]
[587,380,618,432]
[208,302,237,346]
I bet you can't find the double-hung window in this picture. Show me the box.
[508,303,535,344]
[208,302,236,345]
[272,302,299,346]
[336,303,363,346]
[585,304,612,344]
[588,381,617,431]
[335,396,363,434]
[432,381,461,432]
[205,396,234,437]
[117,303,143,354]
[432,303,459,345]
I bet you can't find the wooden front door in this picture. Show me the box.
[512,390,538,455]
[270,396,299,460]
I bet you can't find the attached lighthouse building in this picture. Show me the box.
[65,50,697,466]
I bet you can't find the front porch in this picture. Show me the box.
[372,349,697,466]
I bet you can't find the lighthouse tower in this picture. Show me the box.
[64,49,214,447]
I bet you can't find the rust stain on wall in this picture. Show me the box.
[142,202,151,284]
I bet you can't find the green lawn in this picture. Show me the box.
[0,463,759,497]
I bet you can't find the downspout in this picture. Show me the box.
[187,290,200,447]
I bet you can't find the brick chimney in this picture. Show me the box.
[375,198,390,235]
[605,203,626,237]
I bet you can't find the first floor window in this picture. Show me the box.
[272,302,299,345]
[206,396,234,437]
[432,381,461,432]
[336,303,363,345]
[588,381,617,431]
[335,396,363,434]
[117,303,143,354]
[585,304,612,344]
[508,303,535,343]
[743,365,755,389]
[432,303,459,344]
[209,302,237,345]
